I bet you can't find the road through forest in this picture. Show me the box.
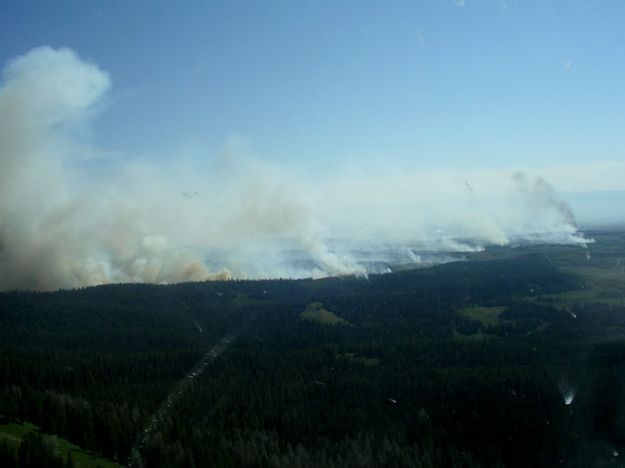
[127,331,238,467]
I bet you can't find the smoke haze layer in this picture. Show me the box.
[0,47,589,290]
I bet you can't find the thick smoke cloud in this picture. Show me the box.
[0,47,219,290]
[0,47,589,291]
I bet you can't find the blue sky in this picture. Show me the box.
[3,0,625,173]
[1,0,625,230]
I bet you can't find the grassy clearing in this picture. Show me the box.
[341,352,381,366]
[55,438,119,468]
[0,421,118,467]
[563,266,625,284]
[533,290,624,308]
[231,292,263,307]
[300,302,349,326]
[459,306,505,327]
[530,265,625,308]
[453,329,486,341]
[0,421,37,450]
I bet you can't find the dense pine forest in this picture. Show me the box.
[2,231,625,467]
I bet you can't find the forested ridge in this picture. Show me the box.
[2,238,625,467]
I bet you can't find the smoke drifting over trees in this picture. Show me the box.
[0,47,589,290]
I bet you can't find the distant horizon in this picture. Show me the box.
[579,223,625,232]
[2,2,624,290]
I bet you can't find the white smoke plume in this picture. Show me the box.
[0,47,589,291]
[0,47,220,290]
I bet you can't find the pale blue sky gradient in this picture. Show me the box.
[2,0,625,224]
